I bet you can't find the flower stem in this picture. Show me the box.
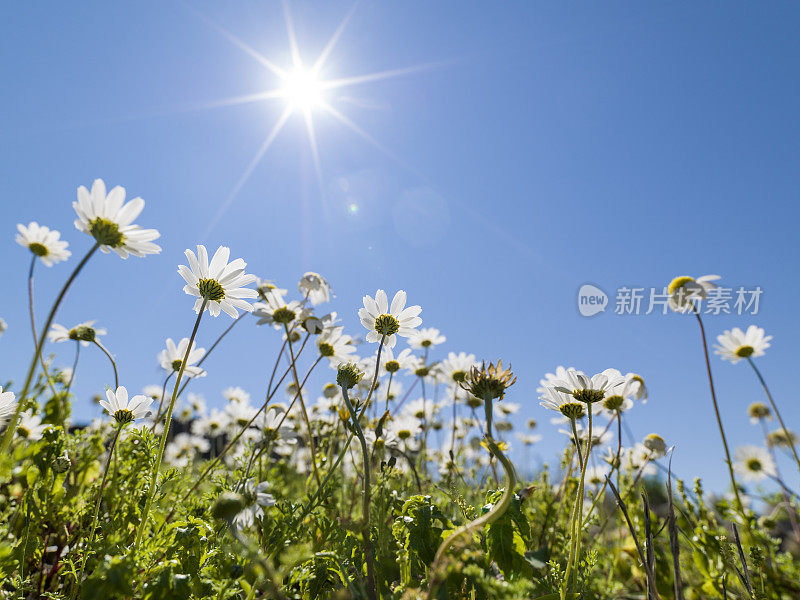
[563,411,592,598]
[693,312,747,519]
[72,423,123,598]
[284,325,322,488]
[427,419,517,600]
[92,340,119,389]
[748,357,800,476]
[27,256,58,397]
[65,342,80,397]
[2,243,99,452]
[340,384,377,600]
[133,299,206,555]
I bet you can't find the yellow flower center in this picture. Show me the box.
[28,242,49,257]
[89,217,125,247]
[735,345,754,358]
[668,276,695,295]
[374,314,400,336]
[198,278,226,302]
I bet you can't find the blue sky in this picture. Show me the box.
[2,1,799,491]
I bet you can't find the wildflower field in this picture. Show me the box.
[0,180,798,600]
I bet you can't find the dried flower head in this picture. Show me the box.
[459,360,516,401]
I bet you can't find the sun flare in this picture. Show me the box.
[281,66,324,111]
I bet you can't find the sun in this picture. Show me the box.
[281,66,324,111]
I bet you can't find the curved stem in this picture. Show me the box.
[27,256,58,397]
[65,342,81,397]
[3,243,99,451]
[340,385,377,600]
[427,430,517,599]
[134,299,206,555]
[694,311,747,519]
[72,423,123,598]
[748,357,800,475]
[150,371,173,433]
[284,326,321,487]
[92,340,118,389]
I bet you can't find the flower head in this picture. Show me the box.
[73,179,161,258]
[337,362,364,390]
[0,387,17,424]
[48,321,107,346]
[358,289,421,349]
[734,445,776,482]
[539,387,585,420]
[551,368,622,405]
[179,245,258,318]
[667,274,720,313]
[254,293,306,329]
[642,433,668,458]
[715,325,772,363]
[158,337,206,378]
[99,386,153,425]
[16,222,71,266]
[408,327,446,349]
[298,272,333,305]
[748,402,771,424]
[16,412,47,440]
[460,360,516,401]
[316,326,356,365]
[438,352,477,384]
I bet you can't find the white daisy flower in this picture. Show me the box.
[73,179,161,258]
[16,222,71,266]
[550,367,624,405]
[316,326,356,365]
[253,293,306,329]
[748,402,771,424]
[99,386,154,425]
[298,272,333,305]
[48,321,107,346]
[438,351,477,384]
[255,278,288,302]
[382,347,416,374]
[191,408,230,437]
[408,327,446,349]
[179,245,258,318]
[358,289,422,349]
[714,325,772,364]
[234,480,276,528]
[158,337,206,378]
[734,445,777,482]
[667,274,721,313]
[16,412,47,441]
[0,317,6,338]
[594,369,647,414]
[223,386,251,405]
[537,366,575,395]
[0,387,17,423]
[516,432,542,446]
[226,400,257,430]
[641,433,668,458]
[539,387,586,421]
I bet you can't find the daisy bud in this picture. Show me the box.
[69,325,97,343]
[559,402,585,420]
[337,363,364,390]
[52,455,71,474]
[643,433,668,457]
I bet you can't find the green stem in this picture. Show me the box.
[27,255,58,397]
[693,312,747,519]
[427,417,517,600]
[340,385,377,600]
[72,423,123,598]
[65,342,80,397]
[748,357,800,475]
[93,340,119,389]
[133,299,206,555]
[2,243,99,452]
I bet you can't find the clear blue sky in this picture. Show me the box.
[2,1,799,491]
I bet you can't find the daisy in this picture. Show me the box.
[667,274,721,313]
[748,402,771,424]
[550,368,623,405]
[191,409,230,438]
[16,222,71,266]
[73,179,161,258]
[298,272,333,305]
[158,337,206,378]
[179,245,258,318]
[438,352,477,384]
[16,412,47,441]
[223,387,251,405]
[254,293,305,329]
[99,386,154,425]
[0,387,17,423]
[234,480,276,528]
[537,366,575,395]
[408,327,446,349]
[316,326,357,365]
[358,289,422,349]
[714,325,772,363]
[539,387,586,421]
[255,278,288,302]
[594,369,647,415]
[733,445,777,482]
[48,321,107,346]
[641,433,668,458]
[0,317,6,337]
